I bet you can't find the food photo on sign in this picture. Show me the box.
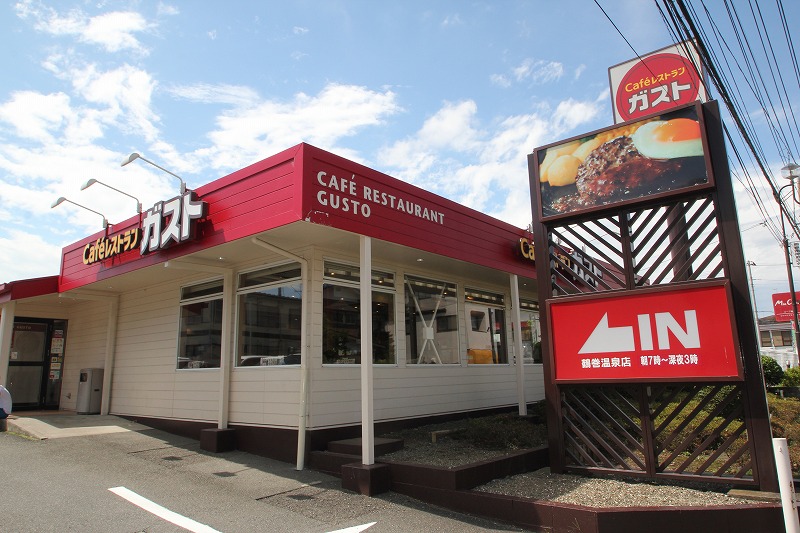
[533,102,713,220]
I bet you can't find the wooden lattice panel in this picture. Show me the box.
[560,383,756,484]
[548,215,625,295]
[629,196,724,285]
[562,385,646,472]
[649,383,754,481]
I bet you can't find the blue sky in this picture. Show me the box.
[0,0,795,316]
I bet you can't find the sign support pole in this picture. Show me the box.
[705,101,779,491]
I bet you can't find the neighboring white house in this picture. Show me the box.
[758,315,796,369]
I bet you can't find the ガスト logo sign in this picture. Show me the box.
[616,53,701,122]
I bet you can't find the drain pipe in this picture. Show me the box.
[251,237,310,470]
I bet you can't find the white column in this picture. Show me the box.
[100,297,119,415]
[773,438,800,533]
[360,236,375,465]
[218,270,235,429]
[510,274,527,416]
[0,301,17,387]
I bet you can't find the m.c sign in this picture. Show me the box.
[548,283,741,382]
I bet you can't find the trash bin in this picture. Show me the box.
[76,368,104,414]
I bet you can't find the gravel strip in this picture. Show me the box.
[477,468,761,507]
[381,419,766,508]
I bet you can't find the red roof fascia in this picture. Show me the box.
[0,276,59,304]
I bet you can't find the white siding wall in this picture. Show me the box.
[73,243,544,429]
[58,300,109,411]
[228,250,304,429]
[304,248,545,430]
[111,276,220,421]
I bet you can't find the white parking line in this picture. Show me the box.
[109,486,221,533]
[327,523,376,533]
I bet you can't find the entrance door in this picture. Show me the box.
[7,319,66,410]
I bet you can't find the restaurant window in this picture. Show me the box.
[520,300,542,364]
[323,261,396,364]
[236,263,303,366]
[465,288,508,364]
[405,275,459,364]
[178,279,223,369]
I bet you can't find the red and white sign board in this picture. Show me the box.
[609,40,707,123]
[548,283,741,382]
[772,292,799,322]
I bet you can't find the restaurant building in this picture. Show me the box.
[0,143,544,465]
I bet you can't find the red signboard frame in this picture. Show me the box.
[547,281,742,383]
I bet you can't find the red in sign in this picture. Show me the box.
[548,283,741,382]
[616,53,702,122]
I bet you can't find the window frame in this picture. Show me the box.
[322,260,397,365]
[234,262,303,368]
[520,299,542,365]
[404,274,460,365]
[464,287,509,365]
[177,277,224,371]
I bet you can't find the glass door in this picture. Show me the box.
[7,319,63,410]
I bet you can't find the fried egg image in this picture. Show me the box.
[630,118,703,160]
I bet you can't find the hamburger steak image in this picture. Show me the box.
[537,112,709,218]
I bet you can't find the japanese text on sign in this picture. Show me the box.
[141,191,206,254]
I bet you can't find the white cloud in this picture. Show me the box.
[0,230,63,283]
[293,26,309,35]
[379,100,481,184]
[490,74,511,88]
[69,64,160,142]
[15,2,151,55]
[379,98,602,226]
[551,98,602,133]
[168,83,260,107]
[81,12,150,53]
[157,3,179,17]
[513,58,564,84]
[196,83,401,171]
[0,91,71,143]
[441,14,464,27]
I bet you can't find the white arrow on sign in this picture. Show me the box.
[577,310,700,354]
[578,313,635,354]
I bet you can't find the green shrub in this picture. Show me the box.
[768,394,800,474]
[783,367,800,387]
[762,356,784,387]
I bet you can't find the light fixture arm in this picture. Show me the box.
[782,163,800,205]
[122,152,187,195]
[51,197,109,229]
[81,179,142,213]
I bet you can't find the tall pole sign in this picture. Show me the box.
[528,97,778,491]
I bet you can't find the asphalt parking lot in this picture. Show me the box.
[1,413,527,533]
